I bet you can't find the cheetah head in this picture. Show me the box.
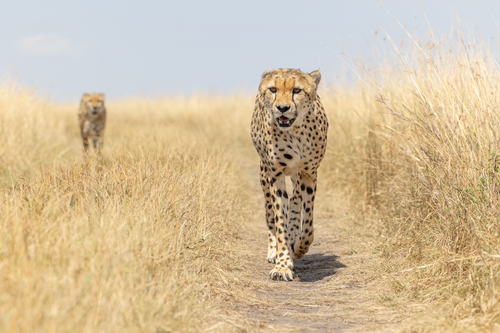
[258,68,321,130]
[81,93,105,118]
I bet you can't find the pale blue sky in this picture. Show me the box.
[1,0,500,101]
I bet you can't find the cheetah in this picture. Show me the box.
[250,68,329,281]
[78,93,106,154]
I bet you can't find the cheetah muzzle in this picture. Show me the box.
[276,115,296,128]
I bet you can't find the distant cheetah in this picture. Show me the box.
[250,68,329,281]
[78,93,106,154]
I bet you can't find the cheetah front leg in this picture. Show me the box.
[259,162,277,263]
[269,172,294,281]
[293,171,317,259]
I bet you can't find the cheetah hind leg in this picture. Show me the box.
[289,173,303,259]
[82,135,89,153]
[93,137,103,154]
[293,172,317,259]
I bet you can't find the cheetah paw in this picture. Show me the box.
[292,240,308,259]
[269,266,294,281]
[292,251,306,260]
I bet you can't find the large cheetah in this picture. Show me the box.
[251,68,329,281]
[78,93,106,154]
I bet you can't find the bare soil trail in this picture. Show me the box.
[216,158,416,332]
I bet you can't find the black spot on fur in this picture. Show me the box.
[284,154,293,159]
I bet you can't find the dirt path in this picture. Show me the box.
[217,160,413,332]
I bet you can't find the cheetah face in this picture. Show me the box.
[259,69,321,130]
[82,93,105,118]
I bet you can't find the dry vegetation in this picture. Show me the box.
[0,93,252,332]
[1,27,500,332]
[322,30,500,330]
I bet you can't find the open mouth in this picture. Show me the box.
[275,115,296,128]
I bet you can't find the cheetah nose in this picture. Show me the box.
[277,105,290,113]
[93,106,98,111]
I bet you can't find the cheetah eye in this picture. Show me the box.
[293,88,302,94]
[269,87,277,93]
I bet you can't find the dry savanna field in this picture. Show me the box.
[1,30,500,332]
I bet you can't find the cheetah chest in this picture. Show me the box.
[267,131,322,176]
[82,120,102,137]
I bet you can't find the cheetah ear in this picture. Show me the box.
[309,70,321,87]
[262,68,278,78]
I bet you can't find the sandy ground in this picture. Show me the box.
[215,160,415,332]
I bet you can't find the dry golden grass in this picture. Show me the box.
[0,92,253,332]
[0,84,76,181]
[320,29,500,330]
[3,26,500,332]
